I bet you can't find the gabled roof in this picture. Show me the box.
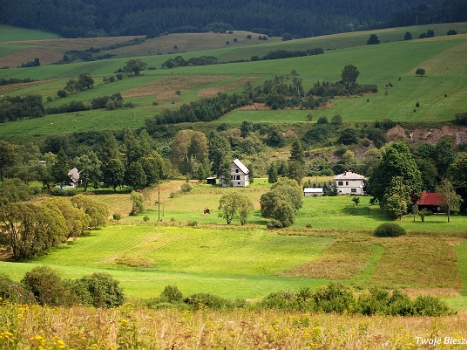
[304,188,323,193]
[417,192,446,206]
[232,159,249,174]
[68,168,80,182]
[334,171,365,180]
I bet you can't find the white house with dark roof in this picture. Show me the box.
[220,159,250,187]
[334,171,365,195]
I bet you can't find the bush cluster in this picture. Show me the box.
[145,285,244,311]
[0,267,124,308]
[144,283,451,316]
[255,283,452,316]
[374,223,406,237]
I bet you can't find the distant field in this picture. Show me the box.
[0,25,59,42]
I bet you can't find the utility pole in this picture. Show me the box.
[158,185,161,221]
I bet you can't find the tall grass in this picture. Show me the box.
[1,302,466,349]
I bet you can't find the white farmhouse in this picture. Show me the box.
[334,171,365,195]
[220,159,250,187]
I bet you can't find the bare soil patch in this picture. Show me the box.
[0,36,142,67]
[197,77,261,98]
[282,240,373,279]
[0,48,63,67]
[370,237,462,289]
[387,124,467,145]
[122,76,230,101]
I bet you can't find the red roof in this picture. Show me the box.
[417,192,446,206]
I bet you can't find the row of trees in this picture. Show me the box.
[0,195,108,260]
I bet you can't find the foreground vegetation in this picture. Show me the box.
[1,301,466,349]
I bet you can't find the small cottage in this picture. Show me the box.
[206,176,217,185]
[220,159,250,187]
[334,171,365,195]
[417,192,446,213]
[67,168,80,187]
[304,188,324,197]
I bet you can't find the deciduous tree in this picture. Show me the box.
[341,64,359,88]
[437,178,462,222]
[123,59,147,76]
[367,142,422,208]
[218,192,253,225]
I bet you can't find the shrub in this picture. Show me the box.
[374,223,406,237]
[21,266,76,306]
[312,283,356,314]
[143,216,150,222]
[447,29,457,35]
[317,116,328,124]
[257,291,300,310]
[387,290,414,316]
[72,273,124,308]
[0,273,35,304]
[413,295,452,316]
[113,213,122,220]
[454,112,467,126]
[181,183,192,192]
[130,191,144,216]
[185,293,234,310]
[160,285,183,303]
[187,220,198,227]
[267,219,283,229]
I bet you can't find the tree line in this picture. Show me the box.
[0,195,108,260]
[1,0,458,39]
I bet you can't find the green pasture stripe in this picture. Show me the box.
[0,25,59,42]
[454,242,467,296]
[351,243,386,286]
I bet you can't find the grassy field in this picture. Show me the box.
[2,180,467,310]
[0,25,59,42]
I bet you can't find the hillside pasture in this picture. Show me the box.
[0,25,59,42]
[0,32,466,142]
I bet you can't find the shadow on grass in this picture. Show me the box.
[340,205,389,222]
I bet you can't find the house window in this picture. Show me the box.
[338,181,343,186]
[236,175,240,180]
[351,188,357,193]
[346,181,349,186]
[238,182,240,185]
[236,169,239,173]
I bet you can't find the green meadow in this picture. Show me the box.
[0,25,59,42]
[2,180,467,310]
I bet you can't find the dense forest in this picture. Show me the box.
[1,0,465,38]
